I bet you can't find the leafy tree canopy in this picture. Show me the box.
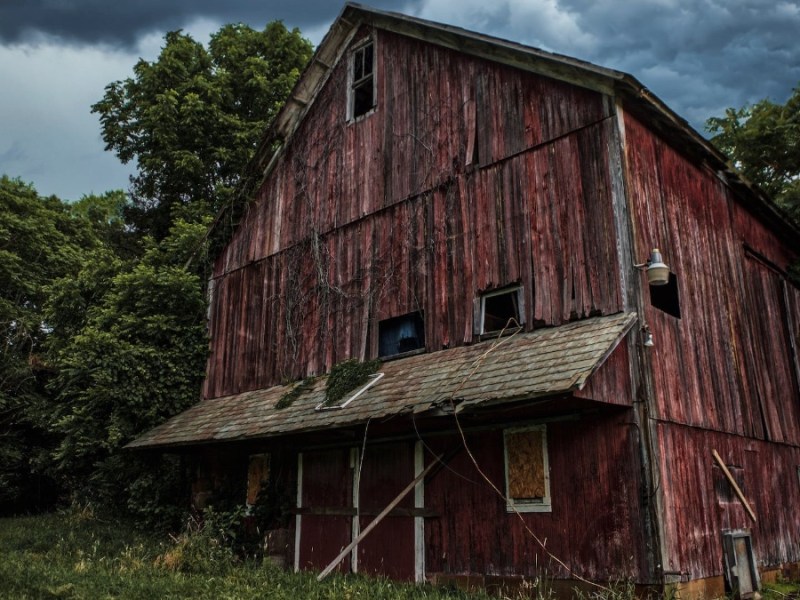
[0,176,100,510]
[706,85,800,221]
[92,22,313,240]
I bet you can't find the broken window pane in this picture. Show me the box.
[480,286,523,334]
[351,41,375,119]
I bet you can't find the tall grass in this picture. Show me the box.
[3,512,798,600]
[0,511,490,599]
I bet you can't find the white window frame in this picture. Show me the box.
[503,424,551,513]
[347,38,377,122]
[315,372,384,411]
[476,285,525,335]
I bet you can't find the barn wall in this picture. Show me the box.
[423,412,650,582]
[623,109,800,441]
[657,423,800,579]
[622,108,800,578]
[204,30,624,398]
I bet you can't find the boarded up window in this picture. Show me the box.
[504,426,551,512]
[247,453,270,506]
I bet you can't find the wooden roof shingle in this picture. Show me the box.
[128,312,636,449]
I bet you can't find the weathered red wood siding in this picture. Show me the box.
[204,30,624,398]
[423,413,649,581]
[657,423,800,578]
[356,442,416,580]
[623,109,800,578]
[623,110,800,439]
[298,449,353,573]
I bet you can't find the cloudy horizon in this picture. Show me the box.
[1,1,798,201]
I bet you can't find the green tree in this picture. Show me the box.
[92,22,312,240]
[0,176,99,512]
[69,190,140,258]
[706,85,800,221]
[45,218,211,526]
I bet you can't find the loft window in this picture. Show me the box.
[378,312,425,358]
[349,40,375,120]
[475,286,524,335]
[650,272,681,319]
[504,425,551,513]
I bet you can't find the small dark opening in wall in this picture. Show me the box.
[482,288,522,333]
[378,312,425,358]
[650,272,681,319]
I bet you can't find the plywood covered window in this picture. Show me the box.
[349,40,376,120]
[503,425,551,512]
[246,453,270,506]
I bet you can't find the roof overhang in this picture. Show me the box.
[128,312,636,450]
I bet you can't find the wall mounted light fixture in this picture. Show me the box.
[641,325,655,347]
[635,248,670,286]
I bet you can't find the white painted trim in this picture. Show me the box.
[346,35,377,123]
[315,372,384,411]
[503,425,552,513]
[414,440,425,582]
[479,285,525,334]
[294,452,303,572]
[350,447,361,573]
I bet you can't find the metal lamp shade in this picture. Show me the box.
[646,249,670,286]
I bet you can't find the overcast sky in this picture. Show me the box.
[1,0,798,201]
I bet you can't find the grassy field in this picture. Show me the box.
[2,512,798,600]
[0,511,489,600]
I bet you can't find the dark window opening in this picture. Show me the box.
[650,272,681,319]
[480,287,524,334]
[713,463,744,504]
[350,42,375,119]
[378,312,425,358]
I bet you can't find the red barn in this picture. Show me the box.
[130,4,800,596]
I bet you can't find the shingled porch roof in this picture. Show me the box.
[127,312,636,450]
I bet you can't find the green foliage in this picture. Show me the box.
[276,376,316,409]
[92,23,313,239]
[45,218,210,513]
[157,509,241,575]
[0,512,492,599]
[707,85,800,222]
[324,359,381,406]
[0,176,101,513]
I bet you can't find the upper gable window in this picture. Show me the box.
[349,40,376,120]
[475,286,524,336]
[378,312,425,358]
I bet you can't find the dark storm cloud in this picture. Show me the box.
[0,0,411,47]
[554,0,800,118]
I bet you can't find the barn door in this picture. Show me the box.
[354,441,419,580]
[296,442,423,580]
[295,449,353,573]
